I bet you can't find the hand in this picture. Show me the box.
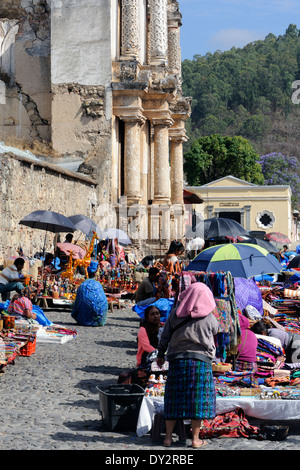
[156,357,165,368]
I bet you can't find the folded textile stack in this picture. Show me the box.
[256,337,285,379]
[270,314,300,334]
[215,370,258,388]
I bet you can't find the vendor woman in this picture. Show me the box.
[251,319,300,363]
[7,291,36,320]
[137,305,163,367]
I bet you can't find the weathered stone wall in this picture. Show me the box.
[0,152,98,264]
[0,0,51,142]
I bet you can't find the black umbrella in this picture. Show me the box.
[69,214,102,238]
[238,237,277,254]
[186,217,250,240]
[19,210,77,233]
[19,210,77,258]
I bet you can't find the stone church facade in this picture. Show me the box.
[0,0,190,255]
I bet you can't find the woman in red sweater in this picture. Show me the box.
[136,305,163,367]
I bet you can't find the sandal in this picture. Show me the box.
[192,440,207,448]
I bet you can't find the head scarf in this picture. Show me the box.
[238,312,250,330]
[176,282,216,318]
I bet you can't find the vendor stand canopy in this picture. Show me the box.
[68,214,102,238]
[186,217,250,240]
[185,243,283,279]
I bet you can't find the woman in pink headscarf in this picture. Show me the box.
[156,282,219,448]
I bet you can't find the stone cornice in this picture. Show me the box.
[113,106,146,124]
[144,109,174,126]
[169,127,188,142]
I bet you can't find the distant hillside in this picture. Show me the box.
[181,24,300,159]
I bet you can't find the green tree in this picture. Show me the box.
[181,24,300,155]
[183,134,265,186]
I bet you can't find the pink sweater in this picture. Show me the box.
[136,326,156,366]
[237,314,258,363]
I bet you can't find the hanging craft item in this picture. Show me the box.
[72,231,99,278]
[61,251,74,281]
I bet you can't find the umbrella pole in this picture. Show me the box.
[41,231,47,290]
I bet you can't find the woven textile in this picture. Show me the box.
[164,358,216,420]
[213,298,233,333]
[177,271,240,354]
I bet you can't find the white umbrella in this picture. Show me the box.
[186,237,205,251]
[102,228,131,245]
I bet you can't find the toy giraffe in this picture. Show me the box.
[61,251,74,281]
[73,231,99,278]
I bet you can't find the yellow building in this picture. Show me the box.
[185,175,299,241]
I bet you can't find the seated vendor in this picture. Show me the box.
[44,253,62,274]
[134,267,160,306]
[250,320,300,363]
[64,233,74,244]
[7,292,37,320]
[235,313,258,374]
[137,305,163,367]
[0,258,26,301]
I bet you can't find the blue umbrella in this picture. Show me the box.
[185,243,283,279]
[69,214,102,238]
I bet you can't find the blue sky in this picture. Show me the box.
[179,0,300,60]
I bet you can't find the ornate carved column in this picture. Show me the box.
[149,0,168,65]
[167,1,182,76]
[121,0,140,60]
[152,114,174,203]
[122,114,146,203]
[169,97,191,204]
[169,131,187,204]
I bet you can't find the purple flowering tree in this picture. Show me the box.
[259,152,300,209]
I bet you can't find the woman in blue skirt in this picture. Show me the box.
[157,282,219,448]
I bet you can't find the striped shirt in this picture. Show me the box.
[0,265,20,285]
[8,296,33,317]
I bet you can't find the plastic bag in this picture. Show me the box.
[132,298,174,322]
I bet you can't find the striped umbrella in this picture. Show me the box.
[185,243,283,279]
[265,232,291,245]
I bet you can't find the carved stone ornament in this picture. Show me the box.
[113,61,138,82]
[149,0,168,62]
[121,0,140,59]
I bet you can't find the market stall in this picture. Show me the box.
[134,266,300,439]
[137,395,300,437]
